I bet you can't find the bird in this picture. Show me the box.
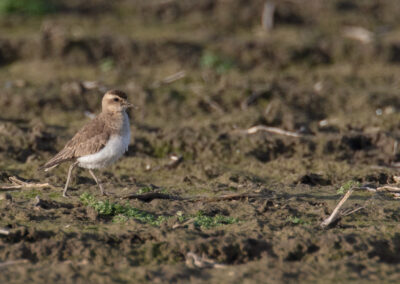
[40,90,133,197]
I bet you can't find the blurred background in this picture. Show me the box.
[1,0,400,182]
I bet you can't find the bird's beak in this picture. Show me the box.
[124,102,139,109]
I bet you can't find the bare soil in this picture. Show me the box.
[2,1,400,283]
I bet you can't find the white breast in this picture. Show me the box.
[77,112,130,169]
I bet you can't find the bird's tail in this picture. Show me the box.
[39,149,73,171]
[39,163,60,172]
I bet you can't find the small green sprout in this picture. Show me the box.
[200,51,235,74]
[192,211,238,229]
[100,57,115,72]
[80,193,166,226]
[337,180,361,195]
[0,0,57,15]
[137,187,153,194]
[287,216,305,225]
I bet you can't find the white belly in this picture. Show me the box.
[77,113,130,169]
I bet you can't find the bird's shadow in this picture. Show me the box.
[76,176,96,186]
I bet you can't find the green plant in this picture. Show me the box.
[100,57,115,72]
[0,0,57,15]
[137,187,169,195]
[191,211,238,229]
[200,51,235,74]
[80,193,239,228]
[337,180,360,194]
[80,193,167,226]
[152,142,173,158]
[112,215,129,223]
[287,216,304,225]
[137,187,154,194]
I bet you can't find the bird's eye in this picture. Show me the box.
[113,98,119,102]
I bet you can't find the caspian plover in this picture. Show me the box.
[40,90,133,197]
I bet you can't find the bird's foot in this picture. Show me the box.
[101,191,114,197]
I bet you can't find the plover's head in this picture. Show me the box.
[102,90,133,113]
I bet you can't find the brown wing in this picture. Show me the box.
[40,114,110,170]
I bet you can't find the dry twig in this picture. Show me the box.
[0,259,29,268]
[120,192,183,201]
[162,70,186,84]
[173,218,195,229]
[0,176,55,191]
[165,154,183,169]
[391,162,400,168]
[320,188,355,228]
[341,206,365,217]
[0,228,10,236]
[393,176,400,183]
[150,154,183,171]
[120,191,265,203]
[241,90,268,110]
[190,192,262,203]
[261,1,275,31]
[186,252,226,269]
[377,185,400,192]
[376,185,400,199]
[152,70,186,88]
[343,26,373,44]
[320,183,394,228]
[202,96,224,114]
[235,125,305,138]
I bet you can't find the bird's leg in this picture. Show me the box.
[88,169,106,196]
[63,161,78,197]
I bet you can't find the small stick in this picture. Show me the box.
[120,191,266,203]
[377,185,400,192]
[393,193,400,199]
[202,96,224,114]
[241,91,266,110]
[391,162,400,168]
[261,1,275,31]
[82,81,101,90]
[191,192,261,203]
[186,252,226,269]
[152,70,186,88]
[343,26,373,44]
[393,176,400,183]
[321,188,354,228]
[151,154,183,171]
[341,206,365,217]
[0,259,29,268]
[0,228,10,235]
[120,192,183,201]
[0,176,55,191]
[0,185,23,190]
[165,154,183,169]
[162,70,186,84]
[173,218,195,229]
[355,185,377,193]
[264,103,273,116]
[236,125,304,138]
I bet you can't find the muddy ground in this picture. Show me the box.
[1,0,400,283]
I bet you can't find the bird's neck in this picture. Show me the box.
[103,110,126,118]
[101,110,127,130]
